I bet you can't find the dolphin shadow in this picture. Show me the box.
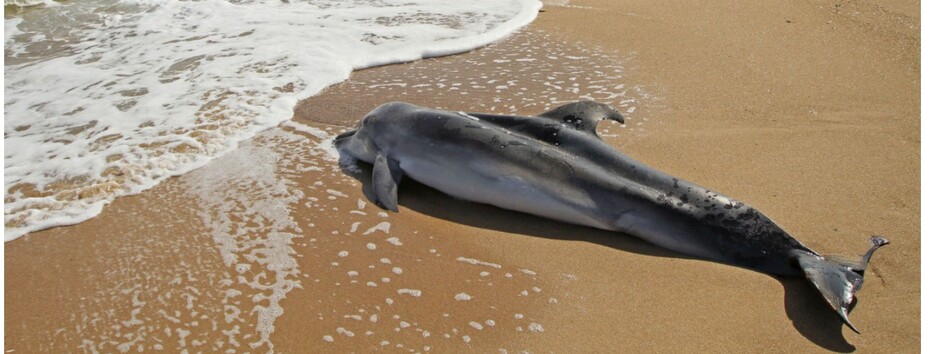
[339,158,855,350]
[778,277,857,352]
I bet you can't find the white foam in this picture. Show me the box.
[397,289,422,297]
[363,222,392,235]
[454,293,472,301]
[325,189,348,198]
[4,0,543,240]
[4,0,55,7]
[456,257,502,269]
[180,129,310,351]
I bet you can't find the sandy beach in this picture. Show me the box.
[5,0,920,353]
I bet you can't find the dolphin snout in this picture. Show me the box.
[334,129,358,149]
[335,129,357,141]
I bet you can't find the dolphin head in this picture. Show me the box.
[334,102,420,163]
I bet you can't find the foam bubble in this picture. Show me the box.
[397,289,422,297]
[456,257,502,269]
[363,222,391,235]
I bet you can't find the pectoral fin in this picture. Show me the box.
[372,153,404,212]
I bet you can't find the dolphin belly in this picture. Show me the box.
[396,150,609,230]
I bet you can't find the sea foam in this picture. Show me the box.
[4,0,542,240]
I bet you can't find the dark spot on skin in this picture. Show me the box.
[537,124,563,147]
[562,115,586,130]
[672,178,679,189]
[738,208,758,221]
[680,194,689,204]
[720,217,741,228]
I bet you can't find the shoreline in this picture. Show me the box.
[6,1,920,353]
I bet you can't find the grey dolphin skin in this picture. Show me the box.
[334,100,888,333]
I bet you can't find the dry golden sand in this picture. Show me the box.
[5,0,920,353]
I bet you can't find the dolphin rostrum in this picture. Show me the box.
[334,101,888,332]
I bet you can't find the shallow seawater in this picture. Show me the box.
[3,0,541,240]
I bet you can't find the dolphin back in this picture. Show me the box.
[793,236,889,333]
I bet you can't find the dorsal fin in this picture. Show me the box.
[537,101,626,137]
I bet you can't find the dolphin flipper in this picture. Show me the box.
[794,236,889,333]
[372,153,404,212]
[537,101,626,137]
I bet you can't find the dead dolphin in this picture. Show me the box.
[334,101,888,333]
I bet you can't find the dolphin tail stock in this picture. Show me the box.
[793,236,889,333]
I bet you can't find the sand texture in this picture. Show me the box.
[5,1,920,353]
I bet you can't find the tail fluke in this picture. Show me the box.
[794,236,889,333]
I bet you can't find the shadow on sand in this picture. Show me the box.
[339,157,856,352]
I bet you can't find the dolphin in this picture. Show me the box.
[334,100,888,333]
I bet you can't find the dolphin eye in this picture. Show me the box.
[362,115,373,126]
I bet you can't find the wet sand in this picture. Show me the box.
[5,1,920,353]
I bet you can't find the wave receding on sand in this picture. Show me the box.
[4,0,542,241]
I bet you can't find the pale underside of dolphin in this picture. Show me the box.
[334,100,888,333]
